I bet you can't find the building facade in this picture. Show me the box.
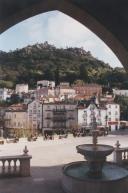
[42,103,77,131]
[73,84,102,99]
[37,80,55,89]
[27,100,43,133]
[78,102,120,131]
[15,84,28,94]
[4,109,27,137]
[55,86,76,100]
[78,103,107,129]
[113,89,128,97]
[106,103,120,131]
[0,88,10,101]
[36,87,55,100]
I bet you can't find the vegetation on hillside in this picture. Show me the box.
[0,42,127,88]
[114,95,128,120]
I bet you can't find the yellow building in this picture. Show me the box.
[4,104,28,137]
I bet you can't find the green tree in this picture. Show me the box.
[54,65,60,86]
[0,80,14,88]
[74,79,85,86]
[9,94,23,104]
[114,95,128,120]
[79,63,89,83]
[43,68,55,81]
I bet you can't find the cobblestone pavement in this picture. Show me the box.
[0,133,128,193]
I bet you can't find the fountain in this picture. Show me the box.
[62,103,128,193]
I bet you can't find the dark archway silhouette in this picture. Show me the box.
[0,0,128,70]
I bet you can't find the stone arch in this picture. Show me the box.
[0,0,128,70]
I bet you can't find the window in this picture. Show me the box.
[47,122,50,127]
[33,117,36,121]
[109,118,111,121]
[47,105,50,110]
[33,124,36,129]
[69,113,73,118]
[33,105,36,109]
[109,112,111,115]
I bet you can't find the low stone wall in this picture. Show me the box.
[114,140,128,165]
[0,146,32,177]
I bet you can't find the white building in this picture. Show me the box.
[27,100,43,132]
[78,103,107,128]
[113,89,128,97]
[0,88,10,101]
[15,84,28,94]
[106,103,120,131]
[78,102,120,131]
[37,80,55,89]
[42,103,77,131]
[36,87,55,100]
[55,86,76,100]
[60,82,70,87]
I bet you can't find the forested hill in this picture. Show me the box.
[0,41,127,89]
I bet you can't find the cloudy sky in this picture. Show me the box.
[0,11,122,68]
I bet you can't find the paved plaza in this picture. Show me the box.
[0,133,128,193]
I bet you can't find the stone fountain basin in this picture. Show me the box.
[76,144,114,158]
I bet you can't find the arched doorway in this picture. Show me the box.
[0,0,128,70]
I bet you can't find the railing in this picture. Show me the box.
[53,117,67,121]
[46,116,74,121]
[45,117,52,119]
[0,146,32,177]
[68,117,74,120]
[114,141,128,165]
[53,109,66,112]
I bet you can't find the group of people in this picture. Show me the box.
[27,133,38,141]
[43,130,54,140]
[71,127,108,137]
[43,129,68,140]
[72,128,87,137]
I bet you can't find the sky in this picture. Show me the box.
[0,11,122,68]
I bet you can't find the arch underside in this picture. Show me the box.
[0,0,128,70]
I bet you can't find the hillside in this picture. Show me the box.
[0,42,127,89]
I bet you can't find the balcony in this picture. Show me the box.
[53,125,66,128]
[45,117,52,119]
[53,117,67,122]
[53,109,66,112]
[68,117,75,120]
